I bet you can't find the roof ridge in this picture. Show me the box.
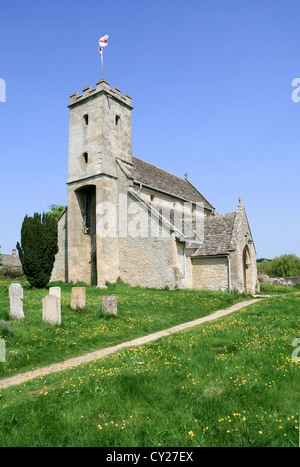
[210,212,236,218]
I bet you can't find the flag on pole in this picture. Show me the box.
[98,35,108,79]
[98,35,109,54]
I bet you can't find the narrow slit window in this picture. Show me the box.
[83,114,89,125]
[115,115,120,126]
[82,152,88,164]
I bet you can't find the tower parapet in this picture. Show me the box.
[69,79,132,109]
[67,78,133,185]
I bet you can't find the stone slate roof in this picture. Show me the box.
[283,276,300,286]
[192,212,236,257]
[129,156,215,211]
[2,254,22,268]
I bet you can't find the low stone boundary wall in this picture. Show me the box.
[259,274,300,287]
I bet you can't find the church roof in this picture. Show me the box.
[192,212,236,257]
[129,156,215,211]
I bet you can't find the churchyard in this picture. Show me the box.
[0,277,299,446]
[0,278,248,379]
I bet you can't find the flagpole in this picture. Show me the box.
[101,51,104,79]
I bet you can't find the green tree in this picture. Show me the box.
[260,254,300,277]
[47,204,66,221]
[16,213,58,288]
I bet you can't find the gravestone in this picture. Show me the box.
[0,338,6,363]
[0,320,13,333]
[9,283,24,319]
[102,295,117,315]
[49,286,61,299]
[42,294,61,325]
[70,287,86,309]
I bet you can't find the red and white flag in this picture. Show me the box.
[98,35,108,54]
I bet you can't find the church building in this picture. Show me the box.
[51,78,258,294]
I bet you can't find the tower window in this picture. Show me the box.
[82,152,88,164]
[83,114,89,125]
[115,115,120,126]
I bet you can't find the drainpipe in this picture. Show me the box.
[183,243,187,289]
[227,254,231,292]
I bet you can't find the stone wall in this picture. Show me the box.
[1,250,22,268]
[119,235,176,289]
[259,274,300,287]
[51,210,68,282]
[95,176,120,286]
[229,203,258,294]
[118,194,177,289]
[192,256,228,291]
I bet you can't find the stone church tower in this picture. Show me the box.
[66,79,133,286]
[52,78,259,294]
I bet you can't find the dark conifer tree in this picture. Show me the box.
[16,212,58,288]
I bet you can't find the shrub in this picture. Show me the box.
[16,212,58,288]
[0,266,25,279]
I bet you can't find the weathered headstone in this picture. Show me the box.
[42,294,61,325]
[49,286,61,299]
[102,295,117,315]
[0,339,6,363]
[9,283,24,319]
[0,320,13,333]
[70,287,86,309]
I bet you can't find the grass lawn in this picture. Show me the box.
[0,282,299,447]
[0,278,249,379]
[259,282,300,295]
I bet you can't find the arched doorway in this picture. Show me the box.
[242,245,251,292]
[75,185,97,285]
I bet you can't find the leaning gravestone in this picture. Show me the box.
[42,294,61,325]
[9,283,24,319]
[102,295,117,315]
[70,287,86,309]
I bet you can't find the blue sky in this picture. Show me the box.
[0,0,299,259]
